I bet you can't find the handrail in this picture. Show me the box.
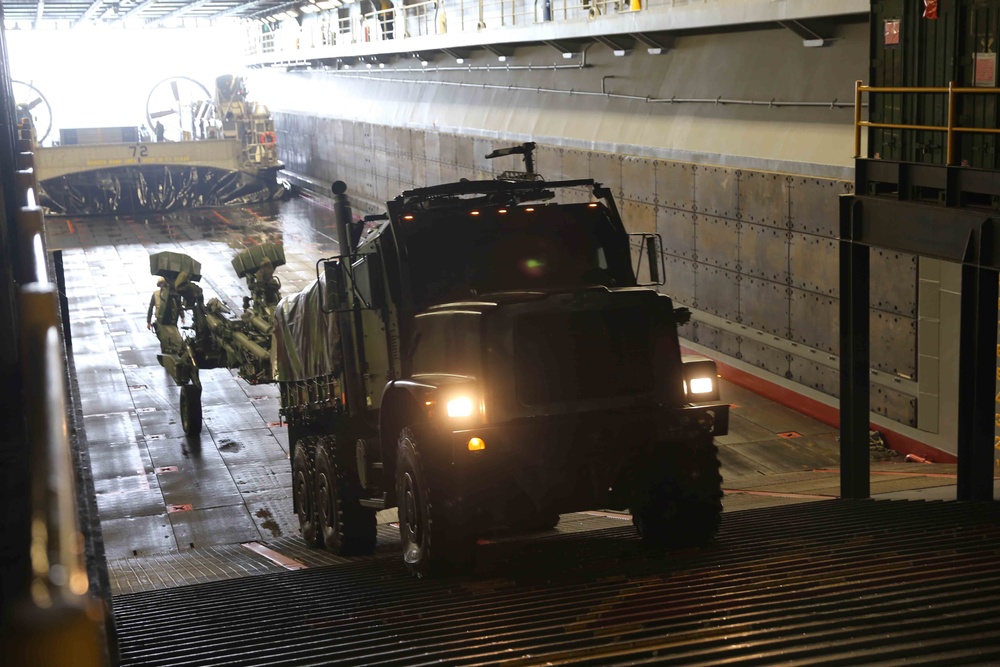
[853,79,1000,165]
[245,0,693,58]
[5,126,105,666]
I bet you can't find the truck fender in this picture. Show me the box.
[379,380,433,503]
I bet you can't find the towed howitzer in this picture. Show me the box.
[148,243,284,435]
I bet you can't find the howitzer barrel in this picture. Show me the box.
[233,331,269,360]
[204,311,269,360]
[205,312,226,332]
[249,315,271,334]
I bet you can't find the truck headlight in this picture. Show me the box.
[688,377,714,395]
[682,356,721,401]
[446,396,475,418]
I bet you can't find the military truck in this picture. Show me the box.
[275,144,729,576]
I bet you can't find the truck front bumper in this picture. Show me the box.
[425,402,728,524]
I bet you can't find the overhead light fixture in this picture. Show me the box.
[316,0,342,7]
[455,58,464,64]
[498,55,507,62]
[300,4,321,13]
[421,60,429,67]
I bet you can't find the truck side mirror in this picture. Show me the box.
[630,233,665,287]
[319,258,347,312]
[352,253,385,311]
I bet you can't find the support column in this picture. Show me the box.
[839,197,870,499]
[956,263,998,501]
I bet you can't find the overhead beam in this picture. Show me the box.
[76,0,106,26]
[116,0,161,22]
[632,33,674,55]
[442,47,471,63]
[34,0,44,28]
[482,44,513,60]
[146,0,218,26]
[542,39,588,58]
[212,0,271,19]
[594,34,634,57]
[247,0,303,20]
[777,20,830,47]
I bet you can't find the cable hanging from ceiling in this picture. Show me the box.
[321,69,861,109]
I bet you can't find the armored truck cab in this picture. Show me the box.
[278,153,728,577]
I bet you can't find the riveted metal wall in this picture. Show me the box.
[275,112,919,425]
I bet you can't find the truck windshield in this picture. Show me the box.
[403,203,634,307]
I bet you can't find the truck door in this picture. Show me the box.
[352,251,392,411]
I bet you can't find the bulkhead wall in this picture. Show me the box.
[253,21,921,429]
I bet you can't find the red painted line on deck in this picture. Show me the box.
[241,542,308,570]
[66,219,75,234]
[812,468,960,479]
[212,210,233,225]
[724,489,834,500]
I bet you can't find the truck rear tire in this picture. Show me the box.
[292,437,322,547]
[179,385,202,436]
[630,436,723,548]
[397,427,475,578]
[315,437,377,556]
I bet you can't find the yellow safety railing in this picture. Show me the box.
[3,125,106,666]
[854,79,1000,166]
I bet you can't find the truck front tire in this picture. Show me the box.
[630,436,723,548]
[397,427,475,578]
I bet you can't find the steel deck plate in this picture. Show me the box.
[112,500,1000,666]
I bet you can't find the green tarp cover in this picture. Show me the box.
[271,275,342,382]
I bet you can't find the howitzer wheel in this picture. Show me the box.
[397,427,476,578]
[292,437,322,547]
[630,435,723,548]
[314,437,376,556]
[179,385,202,436]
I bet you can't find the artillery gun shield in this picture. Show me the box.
[232,243,285,278]
[149,251,202,283]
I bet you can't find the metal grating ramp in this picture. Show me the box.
[112,499,1000,666]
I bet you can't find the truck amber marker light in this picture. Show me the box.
[468,437,486,451]
[403,214,414,220]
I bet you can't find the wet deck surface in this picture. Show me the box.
[48,196,992,600]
